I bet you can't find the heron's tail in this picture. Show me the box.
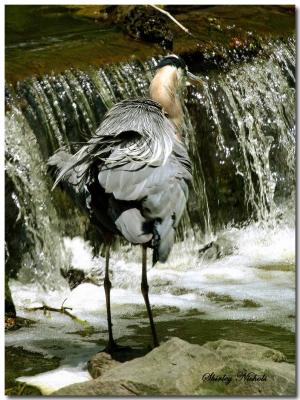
[152,218,174,266]
[49,144,95,190]
[48,149,81,187]
[48,149,88,210]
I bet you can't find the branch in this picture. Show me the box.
[149,5,193,36]
[25,304,87,325]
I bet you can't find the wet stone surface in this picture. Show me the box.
[5,5,295,83]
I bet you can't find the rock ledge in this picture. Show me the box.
[54,337,295,396]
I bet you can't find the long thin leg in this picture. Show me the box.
[104,245,115,348]
[141,246,159,347]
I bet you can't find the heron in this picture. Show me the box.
[49,55,200,351]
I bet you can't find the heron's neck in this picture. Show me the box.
[149,66,184,138]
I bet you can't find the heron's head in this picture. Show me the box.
[155,54,202,88]
[156,54,186,72]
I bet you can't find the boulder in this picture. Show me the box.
[88,352,121,379]
[53,338,295,396]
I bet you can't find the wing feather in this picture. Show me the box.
[49,98,192,264]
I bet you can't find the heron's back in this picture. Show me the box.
[49,98,192,264]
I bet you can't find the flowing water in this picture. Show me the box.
[5,38,295,394]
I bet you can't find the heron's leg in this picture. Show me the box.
[141,246,159,348]
[104,245,115,348]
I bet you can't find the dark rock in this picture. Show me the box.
[60,265,104,290]
[60,268,86,290]
[198,234,236,261]
[123,6,173,50]
[5,172,31,317]
[5,278,16,318]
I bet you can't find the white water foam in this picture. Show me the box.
[16,366,91,395]
[8,219,295,394]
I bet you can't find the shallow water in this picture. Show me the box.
[5,5,295,82]
[6,216,295,394]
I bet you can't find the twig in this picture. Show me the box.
[149,5,193,36]
[62,297,68,308]
[17,383,27,396]
[25,304,87,325]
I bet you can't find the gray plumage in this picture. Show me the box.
[49,98,192,264]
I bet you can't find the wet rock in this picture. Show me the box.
[5,316,35,331]
[5,279,16,318]
[5,173,30,316]
[115,5,173,50]
[60,268,85,290]
[86,5,174,50]
[53,338,295,396]
[60,266,104,290]
[88,352,121,379]
[198,234,236,261]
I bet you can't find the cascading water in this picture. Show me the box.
[6,37,295,285]
[5,37,295,394]
[5,108,68,288]
[187,37,295,226]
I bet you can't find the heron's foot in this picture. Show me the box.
[104,340,131,354]
[147,338,159,350]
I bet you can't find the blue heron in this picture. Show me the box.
[49,55,199,351]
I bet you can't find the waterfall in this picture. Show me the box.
[187,37,295,227]
[5,37,295,288]
[5,107,68,288]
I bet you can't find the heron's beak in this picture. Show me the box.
[186,71,202,86]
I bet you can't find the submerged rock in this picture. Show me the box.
[53,337,295,396]
[198,234,236,261]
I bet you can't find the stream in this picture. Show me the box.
[5,8,295,395]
